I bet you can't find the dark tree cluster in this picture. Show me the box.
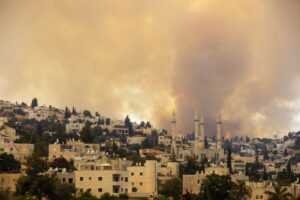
[160,174,252,200]
[64,107,72,119]
[180,156,206,178]
[31,98,38,108]
[124,115,134,136]
[0,153,21,173]
[15,119,71,157]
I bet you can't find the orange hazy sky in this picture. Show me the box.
[0,0,300,137]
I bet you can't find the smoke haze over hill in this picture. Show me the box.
[0,0,300,137]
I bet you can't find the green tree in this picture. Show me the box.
[160,178,182,200]
[145,121,152,128]
[246,136,250,142]
[55,182,75,200]
[106,118,111,125]
[263,146,270,160]
[295,138,300,149]
[83,110,92,118]
[124,116,133,135]
[65,107,71,119]
[0,188,13,200]
[50,157,74,172]
[26,153,48,176]
[283,148,288,157]
[227,146,233,174]
[204,137,209,149]
[17,195,39,200]
[98,192,128,200]
[16,174,75,200]
[0,153,21,172]
[16,174,57,200]
[72,107,77,115]
[80,122,94,143]
[199,174,232,200]
[142,132,158,148]
[229,180,252,200]
[265,186,292,200]
[263,167,269,181]
[31,98,38,108]
[76,190,98,200]
[118,193,129,200]
[140,121,145,128]
[34,139,49,157]
[182,192,198,200]
[145,154,159,161]
[180,156,202,176]
[246,153,264,181]
[132,187,138,193]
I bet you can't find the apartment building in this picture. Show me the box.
[48,140,101,161]
[66,122,85,134]
[0,123,19,141]
[158,135,172,146]
[182,166,230,195]
[0,137,34,163]
[127,136,146,145]
[74,160,157,198]
[127,160,157,197]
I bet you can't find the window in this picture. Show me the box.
[89,177,92,180]
[113,186,120,193]
[68,178,73,184]
[80,189,83,192]
[140,182,143,186]
[113,175,119,182]
[80,177,84,181]
[98,188,102,192]
[140,172,143,176]
[98,177,102,181]
[131,172,134,176]
[62,178,66,182]
[121,177,123,181]
[125,177,128,182]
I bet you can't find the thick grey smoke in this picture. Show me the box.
[0,0,299,137]
[170,1,300,137]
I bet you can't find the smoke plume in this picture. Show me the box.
[0,0,299,137]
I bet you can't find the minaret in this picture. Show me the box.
[216,113,222,149]
[171,110,176,136]
[171,111,177,158]
[194,111,200,155]
[194,111,200,140]
[199,113,205,149]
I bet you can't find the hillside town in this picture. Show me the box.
[1,98,300,200]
